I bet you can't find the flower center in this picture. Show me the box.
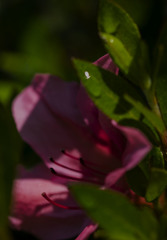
[42,149,107,210]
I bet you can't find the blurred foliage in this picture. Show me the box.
[0,1,104,239]
[0,0,104,90]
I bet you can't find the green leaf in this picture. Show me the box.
[112,0,152,27]
[0,105,21,240]
[98,0,151,89]
[125,95,165,133]
[70,183,158,240]
[98,0,140,74]
[145,168,167,202]
[126,165,148,197]
[73,58,145,122]
[150,147,165,169]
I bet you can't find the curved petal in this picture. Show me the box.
[12,74,114,180]
[94,54,119,74]
[75,224,98,240]
[10,163,89,240]
[105,120,151,187]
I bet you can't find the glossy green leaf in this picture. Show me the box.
[0,105,21,240]
[98,0,140,73]
[125,95,165,133]
[98,0,151,89]
[150,147,165,169]
[70,183,158,240]
[73,58,145,122]
[146,168,167,202]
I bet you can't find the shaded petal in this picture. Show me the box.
[116,122,152,170]
[75,224,98,240]
[94,54,119,74]
[105,120,151,187]
[12,74,113,178]
[10,163,89,240]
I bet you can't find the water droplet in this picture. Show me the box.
[84,71,90,79]
[110,39,114,43]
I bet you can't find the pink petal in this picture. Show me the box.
[75,224,98,240]
[105,120,151,187]
[10,163,89,240]
[12,74,114,178]
[94,54,119,74]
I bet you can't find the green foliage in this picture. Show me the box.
[73,58,143,121]
[126,166,148,197]
[146,168,167,202]
[125,95,165,133]
[98,0,140,73]
[70,183,158,240]
[0,105,21,240]
[98,0,151,89]
[111,0,152,27]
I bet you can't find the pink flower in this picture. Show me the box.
[10,55,151,240]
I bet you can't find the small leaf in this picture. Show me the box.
[98,0,151,89]
[146,168,167,202]
[70,183,158,240]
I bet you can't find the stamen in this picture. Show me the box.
[61,149,81,161]
[61,149,106,176]
[42,192,79,210]
[50,167,102,185]
[61,149,103,168]
[50,157,85,174]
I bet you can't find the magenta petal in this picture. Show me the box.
[93,54,119,74]
[75,224,98,240]
[116,122,152,170]
[10,163,89,240]
[12,74,113,174]
[105,120,151,187]
[76,85,102,137]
